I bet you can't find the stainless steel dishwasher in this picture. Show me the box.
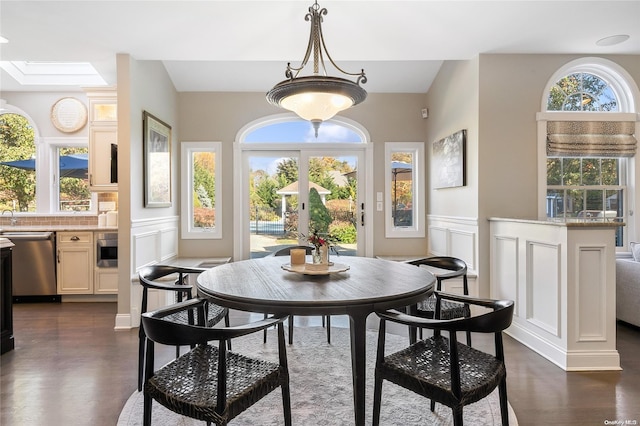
[2,232,59,303]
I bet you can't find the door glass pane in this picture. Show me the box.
[249,154,299,258]
[307,155,357,256]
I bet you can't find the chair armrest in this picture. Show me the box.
[435,291,499,309]
[377,292,513,333]
[172,266,209,274]
[141,280,193,293]
[142,298,289,346]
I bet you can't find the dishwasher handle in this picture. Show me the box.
[1,231,54,240]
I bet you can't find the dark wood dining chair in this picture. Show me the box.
[137,265,230,391]
[405,256,471,345]
[373,292,514,426]
[268,245,332,344]
[142,298,292,426]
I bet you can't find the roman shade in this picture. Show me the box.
[547,121,637,157]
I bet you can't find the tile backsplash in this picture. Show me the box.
[0,192,117,227]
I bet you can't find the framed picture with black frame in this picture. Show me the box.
[143,111,172,207]
[432,129,466,189]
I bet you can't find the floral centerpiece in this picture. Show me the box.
[300,227,337,265]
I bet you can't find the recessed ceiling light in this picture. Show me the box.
[596,34,630,46]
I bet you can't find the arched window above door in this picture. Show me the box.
[239,114,367,144]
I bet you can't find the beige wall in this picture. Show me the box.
[424,59,480,217]
[116,55,179,318]
[176,91,429,258]
[1,91,90,138]
[424,53,640,297]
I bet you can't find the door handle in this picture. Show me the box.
[361,203,365,226]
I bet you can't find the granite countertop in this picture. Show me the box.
[488,217,624,228]
[0,225,118,233]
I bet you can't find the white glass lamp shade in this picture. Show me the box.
[280,91,353,121]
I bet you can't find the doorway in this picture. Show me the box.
[234,115,371,260]
[244,150,364,259]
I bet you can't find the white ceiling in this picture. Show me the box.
[1,1,639,94]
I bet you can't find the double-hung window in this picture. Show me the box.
[542,60,638,248]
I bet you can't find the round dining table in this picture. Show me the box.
[197,255,435,426]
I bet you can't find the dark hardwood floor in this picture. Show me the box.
[1,302,639,425]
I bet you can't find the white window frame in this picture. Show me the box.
[48,137,96,214]
[385,142,425,238]
[181,141,222,239]
[537,57,640,250]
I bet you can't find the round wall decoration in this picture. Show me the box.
[51,97,88,133]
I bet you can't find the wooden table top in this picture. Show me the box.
[197,256,435,316]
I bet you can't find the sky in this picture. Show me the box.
[245,119,362,174]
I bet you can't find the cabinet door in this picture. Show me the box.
[57,246,93,294]
[95,268,118,294]
[89,126,117,191]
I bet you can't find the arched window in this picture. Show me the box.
[0,101,95,214]
[547,72,619,111]
[540,58,639,248]
[0,113,36,211]
[241,115,366,144]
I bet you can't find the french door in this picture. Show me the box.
[239,149,366,260]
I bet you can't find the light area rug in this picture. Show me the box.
[118,327,518,426]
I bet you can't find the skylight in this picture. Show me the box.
[0,61,107,86]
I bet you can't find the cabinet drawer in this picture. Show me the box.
[57,232,93,244]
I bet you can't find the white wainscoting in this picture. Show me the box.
[489,218,620,371]
[427,215,479,297]
[131,216,179,272]
[129,216,179,327]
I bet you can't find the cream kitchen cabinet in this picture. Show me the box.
[85,87,117,191]
[94,268,118,294]
[57,231,94,294]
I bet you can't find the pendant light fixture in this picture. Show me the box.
[266,1,367,135]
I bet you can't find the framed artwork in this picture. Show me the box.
[432,129,466,189]
[143,111,172,207]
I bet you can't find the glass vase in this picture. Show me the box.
[312,247,322,264]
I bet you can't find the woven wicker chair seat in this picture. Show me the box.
[379,335,506,409]
[416,295,471,320]
[146,344,285,425]
[165,303,228,328]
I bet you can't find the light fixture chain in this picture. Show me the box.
[266,1,368,124]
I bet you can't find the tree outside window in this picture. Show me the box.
[0,113,36,211]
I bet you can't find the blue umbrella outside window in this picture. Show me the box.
[0,154,88,179]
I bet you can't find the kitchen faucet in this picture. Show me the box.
[1,209,18,226]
